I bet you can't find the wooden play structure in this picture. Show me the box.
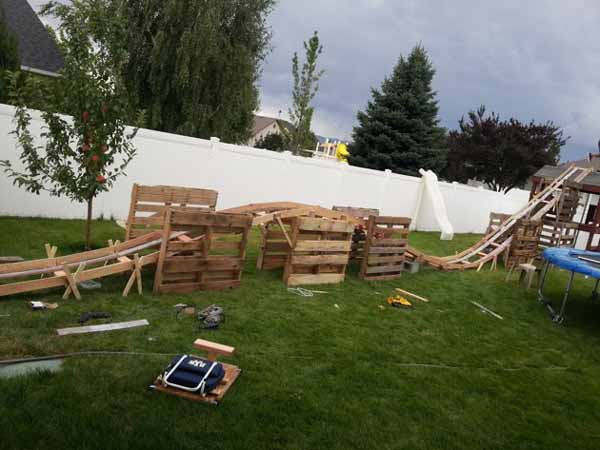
[153,208,252,294]
[126,184,218,240]
[0,231,184,299]
[152,338,241,405]
[282,216,354,286]
[359,216,411,281]
[3,164,595,300]
[531,165,600,251]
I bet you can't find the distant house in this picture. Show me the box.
[1,0,64,77]
[248,115,292,147]
[558,152,600,171]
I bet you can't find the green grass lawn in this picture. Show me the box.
[2,217,600,450]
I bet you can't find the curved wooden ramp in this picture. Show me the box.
[407,165,591,271]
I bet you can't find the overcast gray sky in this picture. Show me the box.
[29,0,600,162]
[259,0,600,162]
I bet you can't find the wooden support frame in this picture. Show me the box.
[359,216,411,281]
[282,216,354,286]
[154,208,253,294]
[0,231,179,299]
[125,184,218,240]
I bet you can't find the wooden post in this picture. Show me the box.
[153,208,172,295]
[125,183,139,241]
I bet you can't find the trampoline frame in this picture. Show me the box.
[538,260,600,324]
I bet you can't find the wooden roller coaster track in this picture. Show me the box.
[406,165,592,270]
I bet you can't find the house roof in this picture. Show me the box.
[534,164,600,190]
[1,0,64,75]
[252,115,277,136]
[251,114,293,136]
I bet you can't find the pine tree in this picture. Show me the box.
[124,0,274,143]
[0,5,20,103]
[350,44,447,176]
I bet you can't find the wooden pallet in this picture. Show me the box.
[485,212,512,235]
[152,339,240,405]
[153,208,252,294]
[257,220,292,270]
[126,184,218,240]
[359,216,411,280]
[538,220,578,250]
[282,217,354,286]
[506,219,542,269]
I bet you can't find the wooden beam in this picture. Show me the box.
[57,319,149,336]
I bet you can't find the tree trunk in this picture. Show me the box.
[85,196,93,250]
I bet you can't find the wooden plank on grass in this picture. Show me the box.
[57,319,149,336]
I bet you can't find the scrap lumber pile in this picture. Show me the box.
[283,216,354,286]
[126,184,218,240]
[153,209,252,294]
[359,216,411,280]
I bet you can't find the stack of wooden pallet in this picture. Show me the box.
[359,216,411,280]
[153,209,252,294]
[126,184,218,240]
[505,219,542,269]
[283,216,354,286]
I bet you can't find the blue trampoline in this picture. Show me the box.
[539,248,600,323]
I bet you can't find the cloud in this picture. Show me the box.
[260,0,600,160]
[28,0,600,159]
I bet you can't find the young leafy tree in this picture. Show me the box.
[1,0,139,249]
[445,106,565,193]
[124,0,274,143]
[285,31,324,154]
[350,44,447,176]
[254,132,286,152]
[0,5,20,103]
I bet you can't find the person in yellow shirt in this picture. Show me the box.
[335,143,349,163]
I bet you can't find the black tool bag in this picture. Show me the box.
[162,355,225,395]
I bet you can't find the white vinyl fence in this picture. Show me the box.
[0,104,530,234]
